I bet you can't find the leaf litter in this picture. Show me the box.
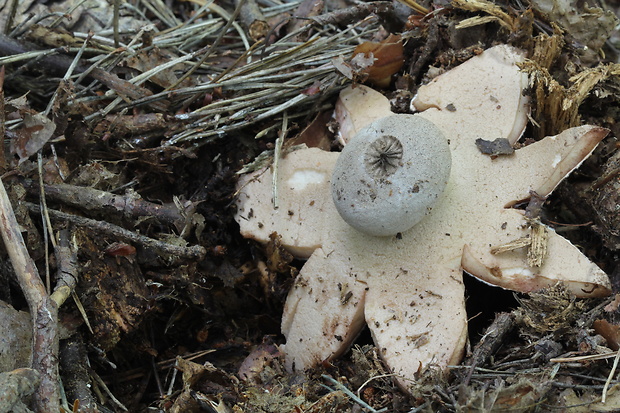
[0,0,618,411]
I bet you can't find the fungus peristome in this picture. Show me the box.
[331,115,451,236]
[234,45,611,391]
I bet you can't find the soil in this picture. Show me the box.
[0,0,619,411]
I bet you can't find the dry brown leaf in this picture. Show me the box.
[352,34,404,88]
[593,319,620,351]
[8,112,56,164]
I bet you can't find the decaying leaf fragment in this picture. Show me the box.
[593,319,620,351]
[8,112,56,164]
[351,34,404,88]
[333,35,404,88]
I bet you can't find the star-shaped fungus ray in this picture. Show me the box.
[410,45,611,298]
[234,45,611,392]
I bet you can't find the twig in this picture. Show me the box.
[91,370,128,411]
[310,2,394,26]
[26,202,206,261]
[50,229,79,307]
[462,312,515,387]
[113,0,120,48]
[0,33,169,112]
[550,352,618,363]
[37,153,54,294]
[22,180,192,229]
[235,0,269,42]
[0,178,60,412]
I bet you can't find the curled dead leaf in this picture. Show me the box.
[8,112,56,164]
[352,34,404,88]
[593,319,620,351]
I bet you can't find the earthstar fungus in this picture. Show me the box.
[331,114,451,236]
[234,45,612,391]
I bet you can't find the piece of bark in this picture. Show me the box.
[0,368,41,413]
[59,336,98,412]
[0,301,32,372]
[589,150,620,250]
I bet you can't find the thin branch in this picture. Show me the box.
[0,178,60,412]
[50,229,79,307]
[26,202,206,261]
[22,180,192,229]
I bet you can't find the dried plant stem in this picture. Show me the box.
[113,0,120,47]
[602,349,620,403]
[271,112,288,208]
[171,0,247,89]
[0,179,60,412]
[3,0,18,34]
